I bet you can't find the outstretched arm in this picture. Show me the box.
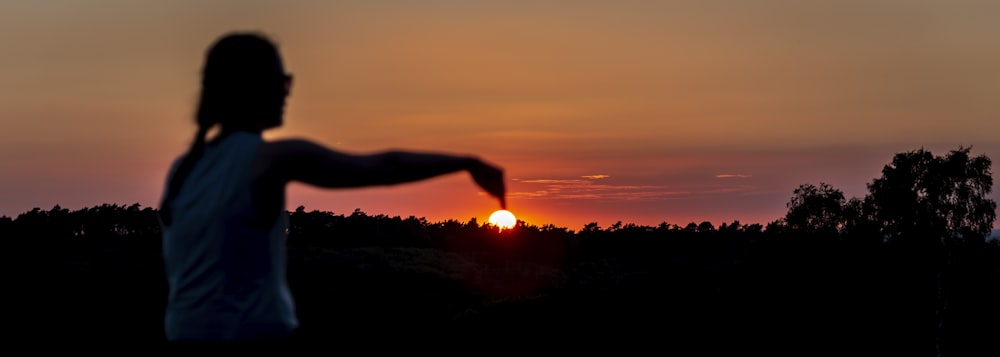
[260,139,506,208]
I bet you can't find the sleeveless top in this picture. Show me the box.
[161,132,298,341]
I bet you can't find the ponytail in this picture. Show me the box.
[159,33,281,225]
[159,124,210,225]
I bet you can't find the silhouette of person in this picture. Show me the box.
[158,32,505,348]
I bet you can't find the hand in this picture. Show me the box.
[469,159,506,209]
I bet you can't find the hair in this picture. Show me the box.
[160,33,285,225]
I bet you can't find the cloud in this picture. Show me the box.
[519,179,581,184]
[581,174,610,180]
[702,186,757,194]
[715,174,752,179]
[510,177,686,201]
[510,176,760,202]
[508,190,551,198]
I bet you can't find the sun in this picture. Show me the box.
[487,210,517,230]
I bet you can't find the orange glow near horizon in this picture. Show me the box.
[0,2,997,230]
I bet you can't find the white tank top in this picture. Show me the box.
[161,132,298,341]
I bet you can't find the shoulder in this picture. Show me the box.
[259,138,335,162]
[164,152,188,182]
[261,137,320,150]
[255,138,348,182]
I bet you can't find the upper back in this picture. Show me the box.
[167,132,263,220]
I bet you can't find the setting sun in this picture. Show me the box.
[487,210,517,230]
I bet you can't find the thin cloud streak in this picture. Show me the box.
[716,174,753,179]
[510,176,758,202]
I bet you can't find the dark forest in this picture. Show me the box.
[3,147,998,355]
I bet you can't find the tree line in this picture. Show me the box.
[2,146,997,355]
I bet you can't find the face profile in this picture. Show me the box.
[196,34,290,133]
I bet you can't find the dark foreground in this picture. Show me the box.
[3,206,999,356]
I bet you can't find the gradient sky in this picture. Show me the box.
[1,0,998,230]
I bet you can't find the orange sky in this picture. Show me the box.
[1,1,998,230]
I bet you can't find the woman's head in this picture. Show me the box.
[198,33,291,132]
[160,32,290,224]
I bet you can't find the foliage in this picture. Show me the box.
[782,147,996,244]
[867,147,996,242]
[784,182,845,235]
[776,146,999,355]
[3,147,998,354]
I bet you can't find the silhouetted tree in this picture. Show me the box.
[581,222,601,234]
[4,176,998,355]
[743,223,764,235]
[852,147,998,355]
[784,182,845,236]
[697,221,715,233]
[866,147,995,243]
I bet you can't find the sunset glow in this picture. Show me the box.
[0,1,997,231]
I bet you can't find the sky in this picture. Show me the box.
[1,0,998,231]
